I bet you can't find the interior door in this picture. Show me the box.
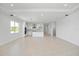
[53,22,56,37]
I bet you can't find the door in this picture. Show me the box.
[53,22,56,37]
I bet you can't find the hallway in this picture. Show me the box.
[0,36,79,56]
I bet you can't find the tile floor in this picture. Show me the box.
[0,36,79,56]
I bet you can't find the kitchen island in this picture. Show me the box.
[32,32,44,37]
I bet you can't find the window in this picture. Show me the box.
[10,21,19,34]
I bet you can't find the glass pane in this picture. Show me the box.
[10,21,14,27]
[15,22,19,27]
[10,21,19,33]
[10,21,15,33]
[14,22,19,33]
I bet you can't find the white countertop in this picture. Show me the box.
[32,32,44,37]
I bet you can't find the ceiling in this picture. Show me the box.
[0,3,79,23]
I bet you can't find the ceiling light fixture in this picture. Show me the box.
[10,4,14,7]
[64,4,68,6]
[41,13,44,16]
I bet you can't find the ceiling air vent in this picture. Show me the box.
[10,14,14,16]
[65,14,68,16]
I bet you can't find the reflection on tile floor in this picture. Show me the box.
[0,36,79,56]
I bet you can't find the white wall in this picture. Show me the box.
[0,10,24,45]
[56,10,79,46]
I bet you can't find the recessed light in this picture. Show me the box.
[41,13,44,16]
[10,4,14,7]
[64,4,68,6]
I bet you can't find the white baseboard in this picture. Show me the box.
[0,36,23,46]
[56,37,79,47]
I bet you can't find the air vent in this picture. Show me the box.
[10,14,14,16]
[65,14,68,16]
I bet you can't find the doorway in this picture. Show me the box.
[53,22,56,37]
